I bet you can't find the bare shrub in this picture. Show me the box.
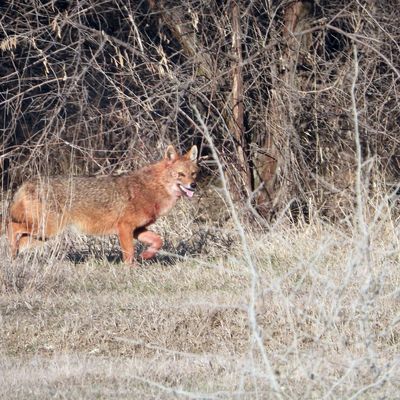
[1,1,398,216]
[1,1,400,398]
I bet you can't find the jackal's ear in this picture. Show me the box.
[165,145,178,161]
[186,145,198,162]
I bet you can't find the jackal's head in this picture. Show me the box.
[164,145,199,199]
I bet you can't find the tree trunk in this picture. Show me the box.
[230,1,252,197]
[256,0,313,218]
[147,0,214,79]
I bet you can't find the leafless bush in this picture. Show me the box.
[0,1,398,221]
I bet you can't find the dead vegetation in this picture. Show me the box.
[1,0,400,398]
[1,0,399,217]
[1,192,399,398]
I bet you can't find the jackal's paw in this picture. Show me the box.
[140,249,157,260]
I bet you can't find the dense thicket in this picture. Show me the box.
[0,0,399,219]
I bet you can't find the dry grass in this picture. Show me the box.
[0,193,399,399]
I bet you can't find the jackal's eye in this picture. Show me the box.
[178,172,185,177]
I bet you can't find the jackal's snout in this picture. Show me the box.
[178,182,197,198]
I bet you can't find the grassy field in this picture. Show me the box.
[0,195,399,399]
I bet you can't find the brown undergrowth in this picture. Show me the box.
[0,191,399,399]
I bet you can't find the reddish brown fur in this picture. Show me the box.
[7,145,199,264]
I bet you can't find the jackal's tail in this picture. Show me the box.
[0,213,6,234]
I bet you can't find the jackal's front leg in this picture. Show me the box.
[117,223,135,264]
[135,228,163,260]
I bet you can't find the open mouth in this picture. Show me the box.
[179,184,195,198]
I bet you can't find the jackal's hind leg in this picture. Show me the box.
[7,221,29,258]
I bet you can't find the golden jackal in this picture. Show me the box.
[7,145,198,264]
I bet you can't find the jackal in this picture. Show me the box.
[6,145,199,264]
